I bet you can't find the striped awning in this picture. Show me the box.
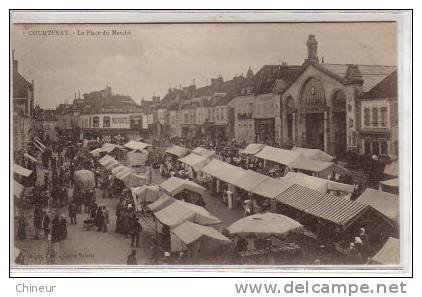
[274,184,327,211]
[304,195,369,227]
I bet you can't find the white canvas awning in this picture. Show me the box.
[14,181,24,198]
[240,143,265,155]
[191,147,216,158]
[179,153,209,171]
[236,170,269,192]
[370,237,400,265]
[13,164,32,177]
[201,159,246,185]
[160,177,206,196]
[289,157,334,173]
[24,153,37,162]
[255,146,301,166]
[124,140,152,151]
[250,178,292,199]
[127,149,149,166]
[165,145,189,158]
[356,188,399,223]
[380,178,399,188]
[155,200,221,228]
[384,161,399,177]
[172,221,231,246]
[292,146,335,162]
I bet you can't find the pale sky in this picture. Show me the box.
[11,22,397,108]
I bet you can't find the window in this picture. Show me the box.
[372,107,379,127]
[103,116,110,128]
[364,141,371,154]
[372,142,380,155]
[364,108,370,127]
[380,107,388,127]
[380,141,388,155]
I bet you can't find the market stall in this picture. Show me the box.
[165,145,189,159]
[227,213,304,264]
[124,140,152,151]
[239,143,265,155]
[289,157,334,178]
[369,237,400,265]
[171,221,232,262]
[356,188,399,232]
[201,159,246,207]
[291,146,335,162]
[159,177,206,204]
[191,147,216,158]
[379,178,399,195]
[126,149,149,167]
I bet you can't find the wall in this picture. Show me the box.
[280,65,358,154]
[79,113,143,130]
[233,95,255,143]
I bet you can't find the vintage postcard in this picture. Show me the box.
[10,10,411,272]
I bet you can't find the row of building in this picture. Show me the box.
[12,34,399,160]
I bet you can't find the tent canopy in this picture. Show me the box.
[13,164,32,177]
[24,153,37,162]
[240,143,266,155]
[275,184,328,211]
[236,170,270,192]
[165,145,189,158]
[160,177,206,196]
[202,159,246,185]
[99,154,114,164]
[292,146,335,162]
[384,161,399,177]
[155,200,221,228]
[380,178,399,188]
[179,153,209,171]
[147,193,176,212]
[103,159,119,170]
[289,157,334,173]
[227,212,303,238]
[14,181,24,198]
[280,172,328,193]
[255,146,301,166]
[370,237,400,265]
[303,194,369,227]
[356,188,399,223]
[250,178,292,199]
[191,147,216,158]
[111,165,129,176]
[124,140,152,151]
[132,185,160,206]
[73,170,95,190]
[127,149,149,166]
[101,143,118,153]
[172,221,231,246]
[90,148,103,157]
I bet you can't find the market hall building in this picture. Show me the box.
[276,35,397,158]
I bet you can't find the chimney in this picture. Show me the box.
[303,34,319,66]
[344,65,363,85]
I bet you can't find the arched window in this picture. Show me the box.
[285,96,295,114]
[332,90,346,112]
[103,116,110,128]
[93,116,99,127]
[300,78,326,112]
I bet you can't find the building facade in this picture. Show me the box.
[233,94,255,143]
[358,71,398,157]
[12,52,34,153]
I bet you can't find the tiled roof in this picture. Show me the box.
[13,70,32,99]
[318,63,397,92]
[254,65,303,95]
[361,70,397,99]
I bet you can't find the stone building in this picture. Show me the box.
[12,51,34,153]
[278,35,397,157]
[358,70,398,157]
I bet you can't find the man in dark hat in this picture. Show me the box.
[130,215,142,247]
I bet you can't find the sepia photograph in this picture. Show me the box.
[10,11,409,271]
